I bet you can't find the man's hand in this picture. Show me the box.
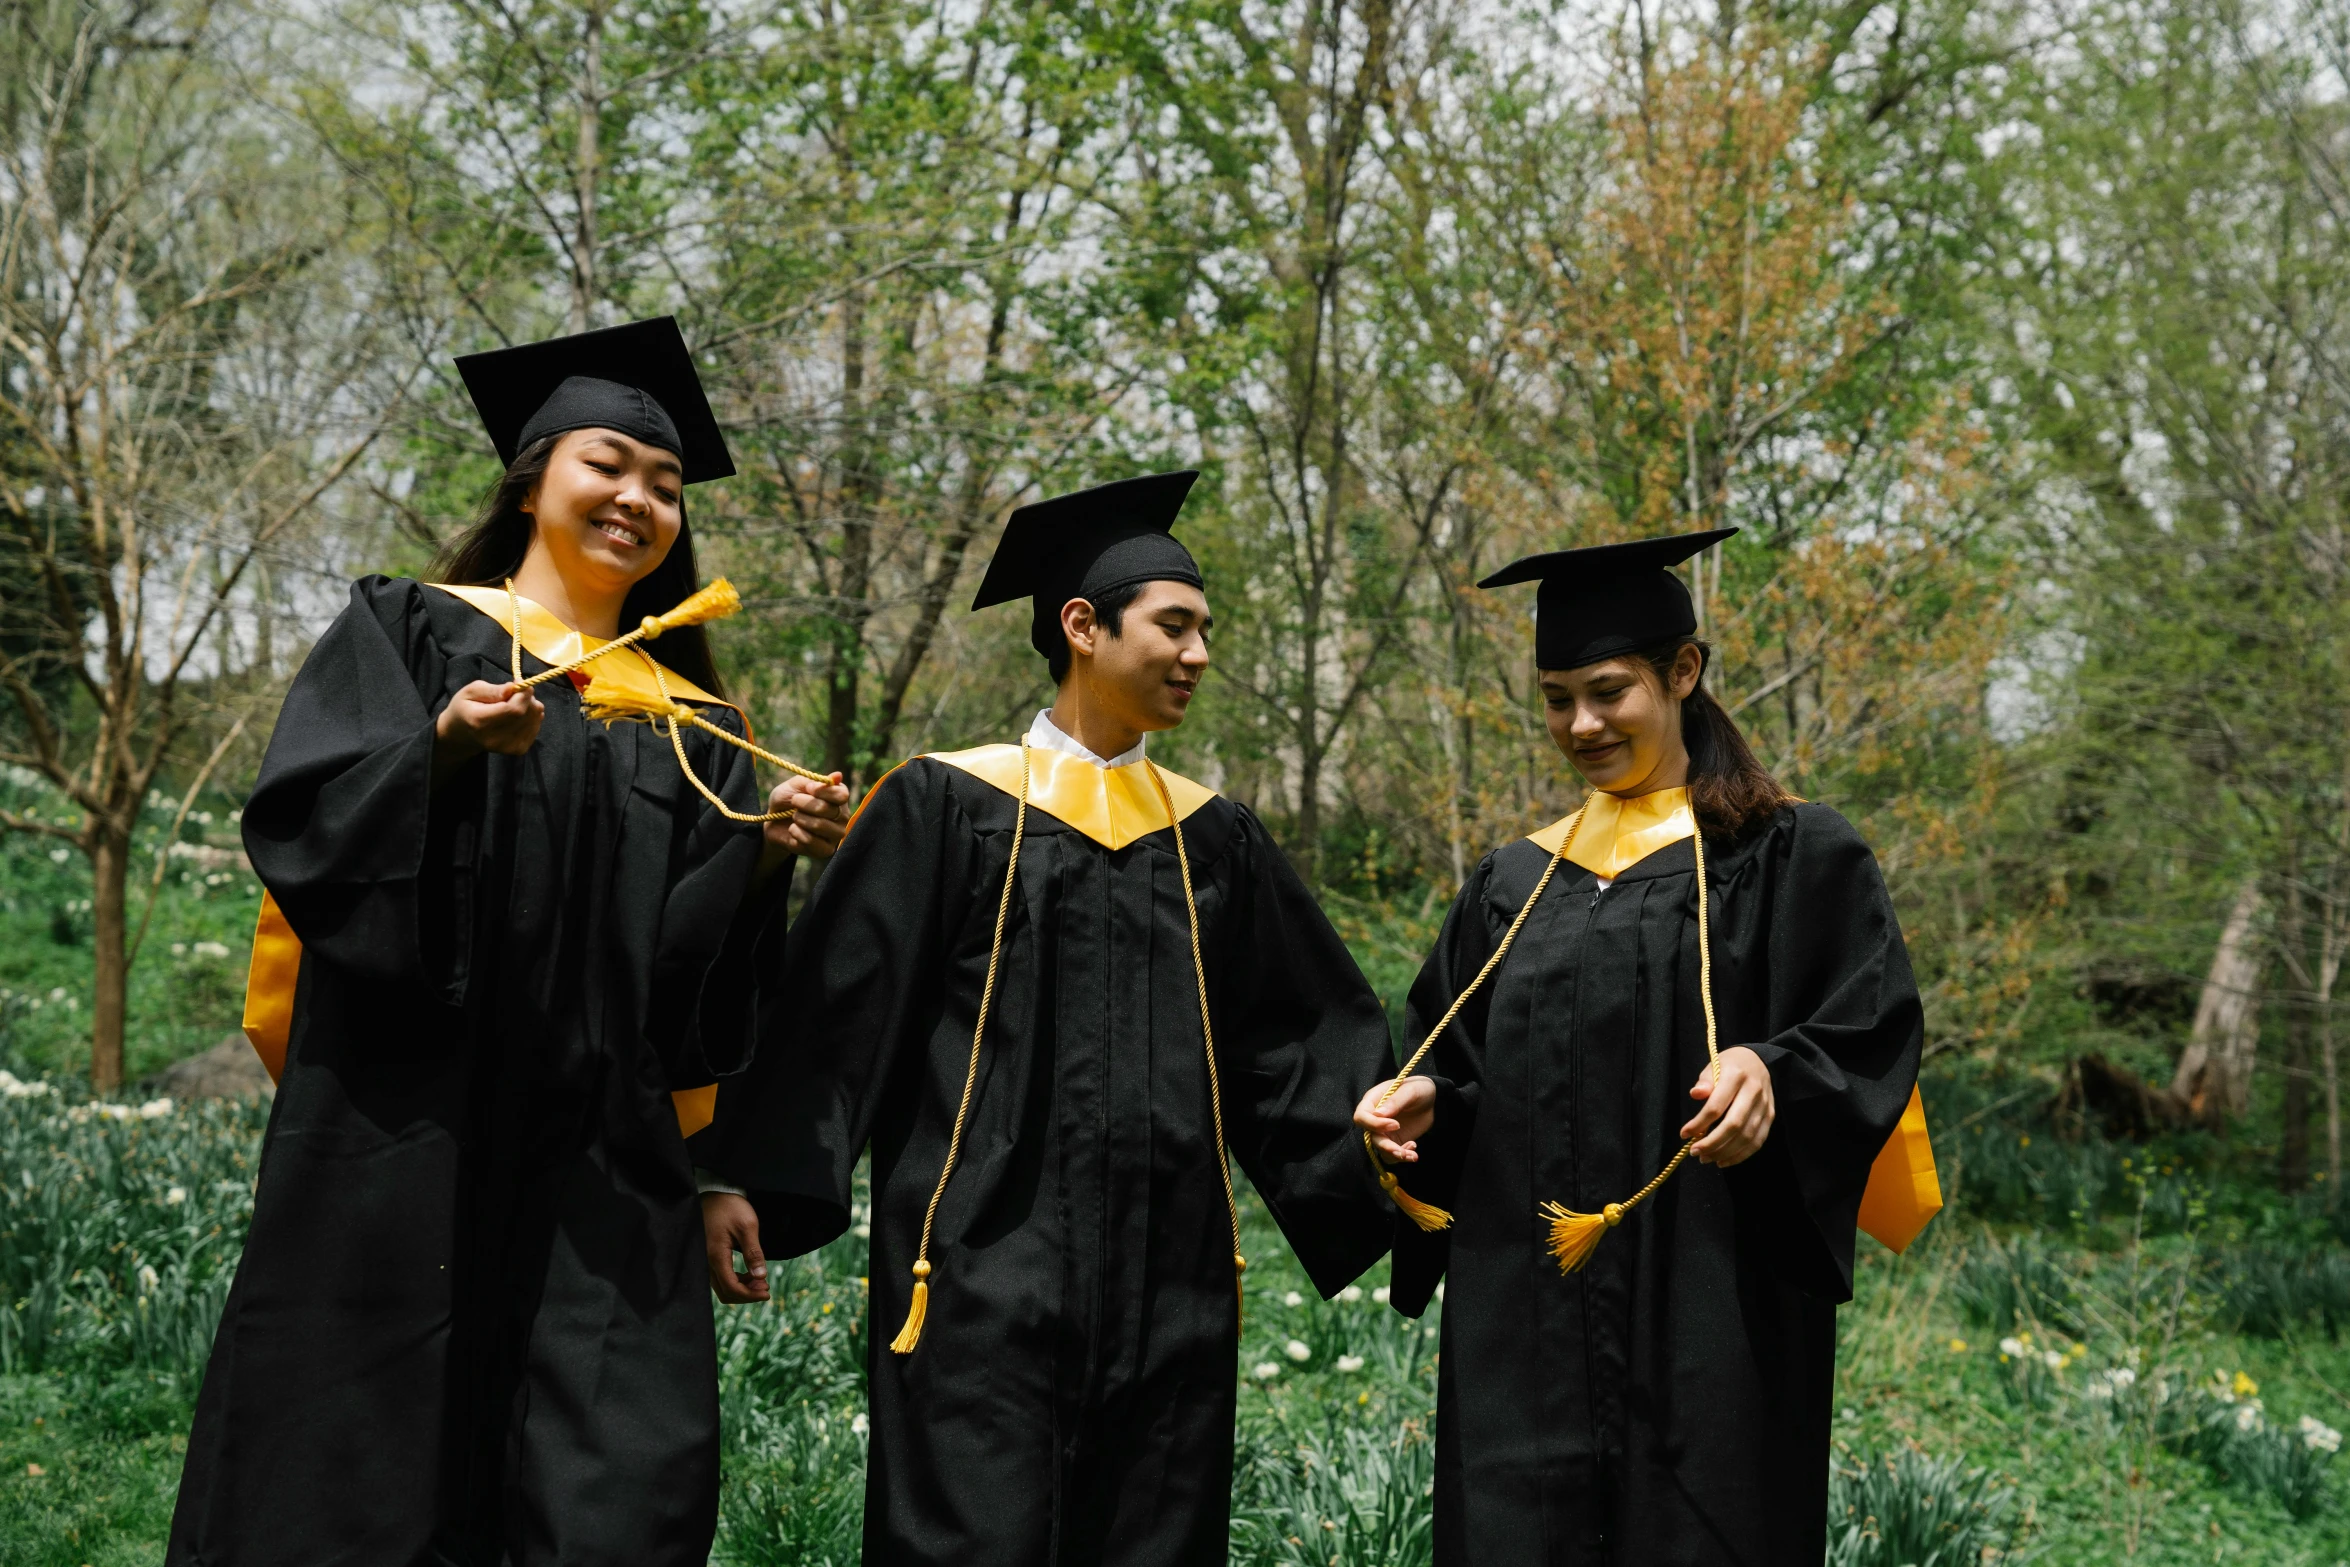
[702,1192,769,1304]
[1353,1076,1436,1166]
[1681,1045,1776,1167]
[431,680,545,788]
[757,772,852,884]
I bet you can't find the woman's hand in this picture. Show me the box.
[756,773,852,885]
[702,1192,769,1304]
[431,680,545,788]
[1682,1045,1775,1166]
[1353,1076,1436,1165]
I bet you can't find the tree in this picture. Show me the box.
[0,0,396,1092]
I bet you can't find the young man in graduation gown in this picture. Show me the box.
[699,470,1398,1567]
[168,319,851,1567]
[1353,530,1925,1566]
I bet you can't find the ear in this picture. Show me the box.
[1669,643,1704,700]
[1060,598,1100,662]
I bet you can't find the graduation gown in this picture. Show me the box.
[706,744,1396,1567]
[1388,799,1921,1567]
[169,576,784,1567]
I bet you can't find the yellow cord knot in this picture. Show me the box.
[640,614,664,639]
[1603,1202,1623,1227]
[911,1259,932,1280]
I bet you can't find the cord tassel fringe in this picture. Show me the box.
[1542,1200,1621,1274]
[1376,1159,1454,1232]
[888,1263,932,1355]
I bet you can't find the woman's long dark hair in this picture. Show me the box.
[1635,638,1794,836]
[430,433,728,697]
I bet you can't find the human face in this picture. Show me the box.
[521,428,685,599]
[1540,645,1702,795]
[1066,580,1214,734]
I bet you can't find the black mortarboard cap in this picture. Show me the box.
[1478,528,1737,670]
[455,316,735,484]
[971,471,1205,659]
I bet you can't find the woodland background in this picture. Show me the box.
[8,0,2350,1561]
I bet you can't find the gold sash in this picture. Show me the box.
[930,743,1216,849]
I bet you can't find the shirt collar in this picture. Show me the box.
[1026,708,1146,770]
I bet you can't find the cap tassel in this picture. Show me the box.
[644,575,740,634]
[1542,1200,1622,1274]
[1376,1159,1454,1233]
[579,679,694,725]
[888,1261,932,1355]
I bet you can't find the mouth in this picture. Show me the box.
[1168,682,1197,703]
[594,517,647,549]
[1575,741,1624,766]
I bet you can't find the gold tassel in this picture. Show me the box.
[578,677,693,725]
[1235,1253,1248,1326]
[1541,1200,1622,1274]
[639,575,740,635]
[888,1260,932,1355]
[1377,1162,1454,1233]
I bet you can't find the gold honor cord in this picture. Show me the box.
[1365,803,1590,1232]
[1540,820,1721,1273]
[499,579,829,826]
[889,740,1248,1354]
[1144,758,1248,1324]
[890,740,1031,1355]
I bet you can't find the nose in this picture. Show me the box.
[614,474,650,515]
[1180,638,1209,671]
[1568,702,1606,740]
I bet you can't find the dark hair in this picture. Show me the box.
[429,432,727,697]
[1045,580,1148,684]
[1633,638,1794,836]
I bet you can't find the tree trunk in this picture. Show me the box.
[2284,997,2314,1191]
[2172,874,2267,1123]
[88,822,130,1096]
[569,4,605,333]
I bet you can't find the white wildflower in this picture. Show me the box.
[2300,1415,2342,1453]
[1999,1337,2026,1358]
[2236,1403,2264,1433]
[0,1072,52,1100]
[1434,1282,1444,1302]
[137,1264,159,1296]
[1336,1355,1365,1373]
[1338,1285,1363,1303]
[48,848,68,864]
[851,1412,870,1438]
[1252,1362,1280,1381]
[1284,1339,1311,1363]
[170,943,187,958]
[1284,1291,1304,1308]
[163,1186,187,1205]
[139,1098,173,1119]
[1372,1286,1391,1305]
[47,987,66,1002]
[2042,1350,2066,1371]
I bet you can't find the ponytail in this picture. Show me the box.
[1637,639,1794,836]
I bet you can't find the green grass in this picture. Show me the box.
[11,774,2350,1562]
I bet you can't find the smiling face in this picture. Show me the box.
[1541,644,1703,795]
[520,427,685,598]
[1063,579,1213,734]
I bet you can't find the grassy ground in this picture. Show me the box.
[7,775,2350,1563]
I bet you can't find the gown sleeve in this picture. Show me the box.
[239,577,472,1000]
[702,762,959,1257]
[1725,804,1923,1301]
[1220,810,1399,1299]
[1385,855,1503,1318]
[645,706,791,1087]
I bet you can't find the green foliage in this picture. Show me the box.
[1826,1448,2024,1567]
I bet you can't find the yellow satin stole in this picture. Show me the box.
[240,583,729,1140]
[1523,788,1942,1254]
[928,743,1217,849]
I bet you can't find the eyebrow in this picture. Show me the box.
[581,434,683,481]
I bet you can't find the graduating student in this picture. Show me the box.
[168,318,851,1567]
[1354,530,1928,1566]
[699,471,1397,1566]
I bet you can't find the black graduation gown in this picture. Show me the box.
[706,752,1396,1567]
[1388,802,1922,1567]
[169,577,783,1567]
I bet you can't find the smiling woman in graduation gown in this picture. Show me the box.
[167,320,846,1567]
[702,473,1396,1567]
[1359,530,1926,1567]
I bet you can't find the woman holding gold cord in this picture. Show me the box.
[1353,528,1925,1566]
[167,318,850,1567]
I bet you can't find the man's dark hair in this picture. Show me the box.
[1046,579,1148,684]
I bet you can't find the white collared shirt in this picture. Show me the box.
[1026,708,1146,769]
